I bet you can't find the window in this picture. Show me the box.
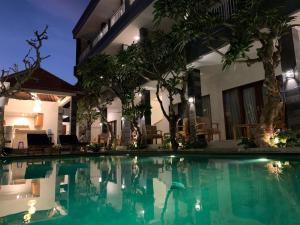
[223,81,263,139]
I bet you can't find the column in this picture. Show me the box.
[70,96,77,136]
[280,27,300,130]
[187,69,203,141]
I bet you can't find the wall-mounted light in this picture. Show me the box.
[188,97,195,104]
[121,117,125,121]
[100,122,103,126]
[138,92,143,97]
[134,35,140,42]
[285,69,296,79]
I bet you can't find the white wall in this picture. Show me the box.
[200,63,282,139]
[107,98,122,139]
[5,99,59,144]
[91,119,101,143]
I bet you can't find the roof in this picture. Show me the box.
[73,0,101,37]
[6,67,80,95]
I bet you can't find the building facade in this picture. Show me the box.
[73,0,300,143]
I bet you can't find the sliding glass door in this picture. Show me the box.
[223,82,263,139]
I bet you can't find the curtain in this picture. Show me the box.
[224,89,242,139]
[243,87,258,124]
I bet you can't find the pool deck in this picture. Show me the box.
[2,146,300,161]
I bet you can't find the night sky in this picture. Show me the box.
[0,0,89,84]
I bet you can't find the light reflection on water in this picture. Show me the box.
[0,156,300,225]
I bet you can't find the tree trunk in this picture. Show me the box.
[0,107,5,152]
[257,44,283,146]
[131,121,142,148]
[85,121,92,143]
[106,123,115,150]
[170,116,179,151]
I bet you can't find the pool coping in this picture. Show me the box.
[2,147,300,161]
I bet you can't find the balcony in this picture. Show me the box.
[78,0,138,63]
[211,0,237,21]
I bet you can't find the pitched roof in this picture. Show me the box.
[6,67,80,94]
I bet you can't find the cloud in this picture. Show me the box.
[26,0,88,22]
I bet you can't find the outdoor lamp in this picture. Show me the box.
[188,97,195,104]
[285,70,295,79]
[134,35,140,42]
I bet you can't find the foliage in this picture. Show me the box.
[183,136,208,149]
[223,0,295,69]
[86,143,104,152]
[122,103,151,123]
[0,26,48,150]
[154,0,296,146]
[136,31,189,151]
[271,130,300,148]
[161,135,172,150]
[77,46,148,147]
[77,95,100,126]
[238,138,258,149]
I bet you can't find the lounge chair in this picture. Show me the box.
[59,135,86,153]
[27,133,53,155]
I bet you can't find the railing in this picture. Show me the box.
[92,24,109,47]
[79,3,127,63]
[211,0,238,21]
[111,3,126,27]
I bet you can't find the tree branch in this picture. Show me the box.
[156,82,169,121]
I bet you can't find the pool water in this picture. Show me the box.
[1,156,300,225]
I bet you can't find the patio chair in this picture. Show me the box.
[146,125,163,144]
[27,133,53,155]
[59,135,86,153]
[196,117,221,142]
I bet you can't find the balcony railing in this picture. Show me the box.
[78,0,238,63]
[79,3,129,63]
[92,24,109,47]
[111,3,126,27]
[211,0,238,21]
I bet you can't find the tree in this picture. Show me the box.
[109,48,147,148]
[154,0,296,146]
[77,95,100,143]
[78,54,115,149]
[0,26,48,152]
[136,31,189,151]
[78,51,147,148]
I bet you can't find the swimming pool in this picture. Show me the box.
[1,156,300,225]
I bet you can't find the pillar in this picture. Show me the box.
[187,69,203,140]
[70,96,77,136]
[280,28,300,130]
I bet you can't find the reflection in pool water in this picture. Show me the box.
[1,156,300,225]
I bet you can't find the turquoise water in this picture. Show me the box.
[1,156,300,225]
